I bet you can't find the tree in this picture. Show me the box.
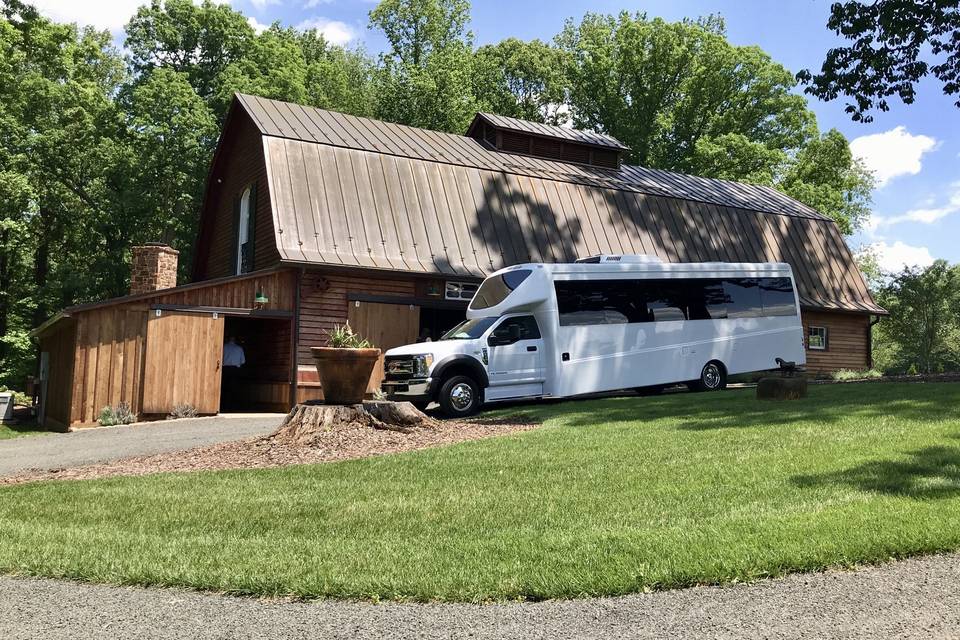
[370,0,477,132]
[876,260,960,373]
[557,12,872,234]
[0,0,128,386]
[558,13,815,175]
[118,67,219,277]
[798,0,960,122]
[215,26,376,117]
[125,0,255,113]
[778,129,875,234]
[472,38,569,124]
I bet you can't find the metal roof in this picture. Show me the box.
[237,94,828,221]
[468,112,631,151]
[236,94,883,315]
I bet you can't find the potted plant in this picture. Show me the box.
[311,324,381,405]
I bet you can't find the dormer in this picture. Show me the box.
[466,112,629,169]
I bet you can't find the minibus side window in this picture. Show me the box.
[723,278,762,318]
[687,280,728,320]
[759,277,797,316]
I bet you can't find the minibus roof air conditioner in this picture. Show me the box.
[574,254,663,264]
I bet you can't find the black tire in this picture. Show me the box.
[689,361,727,392]
[437,375,481,417]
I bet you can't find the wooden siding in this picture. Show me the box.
[49,269,297,426]
[802,310,871,373]
[297,270,416,367]
[142,311,224,414]
[195,108,280,280]
[37,320,77,430]
[71,305,150,425]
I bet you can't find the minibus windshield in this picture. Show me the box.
[441,317,498,340]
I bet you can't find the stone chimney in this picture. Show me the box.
[130,244,179,295]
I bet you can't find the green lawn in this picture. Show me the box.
[1,383,959,601]
[0,422,48,439]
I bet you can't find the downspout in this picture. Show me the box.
[868,315,881,369]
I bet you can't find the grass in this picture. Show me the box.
[0,421,49,440]
[1,383,960,601]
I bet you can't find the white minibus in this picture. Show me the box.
[382,255,806,416]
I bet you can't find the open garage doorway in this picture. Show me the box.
[220,316,293,413]
[418,306,466,342]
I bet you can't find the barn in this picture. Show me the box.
[32,93,885,429]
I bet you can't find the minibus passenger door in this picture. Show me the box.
[485,315,544,400]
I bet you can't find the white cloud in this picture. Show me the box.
[869,241,936,272]
[869,182,960,231]
[850,126,938,188]
[295,17,357,45]
[303,0,333,7]
[250,0,280,9]
[29,0,231,33]
[247,16,270,34]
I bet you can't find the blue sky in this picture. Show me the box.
[34,0,960,271]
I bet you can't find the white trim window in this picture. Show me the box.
[445,281,478,301]
[237,186,253,274]
[808,325,828,351]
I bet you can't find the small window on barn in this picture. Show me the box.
[808,326,828,351]
[236,185,255,275]
[445,281,478,301]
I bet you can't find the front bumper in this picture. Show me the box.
[381,378,433,403]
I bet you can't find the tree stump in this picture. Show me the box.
[757,376,808,400]
[272,401,438,447]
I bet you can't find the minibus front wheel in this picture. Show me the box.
[690,361,727,392]
[438,375,481,417]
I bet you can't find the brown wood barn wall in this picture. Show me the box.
[37,320,78,430]
[295,269,419,402]
[196,111,280,280]
[54,269,297,426]
[801,310,871,373]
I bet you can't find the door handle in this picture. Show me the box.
[527,346,537,352]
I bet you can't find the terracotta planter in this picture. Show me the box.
[311,347,381,405]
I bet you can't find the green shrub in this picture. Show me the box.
[98,402,136,426]
[832,369,883,382]
[168,404,198,419]
[0,386,31,407]
[324,323,372,349]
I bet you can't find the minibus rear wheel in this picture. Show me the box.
[438,375,481,417]
[690,361,727,392]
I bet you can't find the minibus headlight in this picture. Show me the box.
[413,354,433,377]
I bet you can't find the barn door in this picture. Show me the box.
[142,310,225,414]
[347,301,420,392]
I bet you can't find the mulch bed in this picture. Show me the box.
[0,414,540,487]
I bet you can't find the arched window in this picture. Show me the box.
[236,186,253,274]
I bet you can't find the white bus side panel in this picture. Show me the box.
[550,316,805,397]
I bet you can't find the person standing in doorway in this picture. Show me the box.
[222,335,246,411]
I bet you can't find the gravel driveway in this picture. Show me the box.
[2,552,959,639]
[0,414,285,476]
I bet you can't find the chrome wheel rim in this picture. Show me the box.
[703,363,721,389]
[449,383,474,411]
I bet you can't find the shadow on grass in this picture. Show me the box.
[793,445,960,499]
[486,383,960,433]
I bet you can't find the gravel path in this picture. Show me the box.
[2,553,959,639]
[0,414,284,476]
